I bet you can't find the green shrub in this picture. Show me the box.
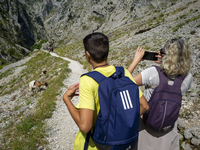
[172,23,185,32]
[30,40,48,51]
[0,58,6,66]
[130,7,134,11]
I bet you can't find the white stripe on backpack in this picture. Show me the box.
[120,90,133,110]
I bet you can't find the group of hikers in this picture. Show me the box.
[63,32,193,150]
[48,47,54,53]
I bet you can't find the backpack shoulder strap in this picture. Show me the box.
[154,66,168,84]
[154,66,186,87]
[115,66,125,76]
[84,131,91,150]
[81,71,106,84]
[173,75,186,87]
[82,66,125,82]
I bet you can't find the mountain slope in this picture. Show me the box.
[0,0,49,65]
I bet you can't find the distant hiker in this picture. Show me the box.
[128,38,193,150]
[63,32,149,150]
[49,47,54,53]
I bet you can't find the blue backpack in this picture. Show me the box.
[82,66,140,150]
[143,66,185,132]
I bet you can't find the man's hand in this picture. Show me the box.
[62,83,94,134]
[63,83,79,101]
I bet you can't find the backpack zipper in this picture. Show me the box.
[159,101,167,131]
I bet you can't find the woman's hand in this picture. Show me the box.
[134,46,145,63]
[154,52,164,64]
[128,46,145,74]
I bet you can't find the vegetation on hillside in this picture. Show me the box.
[0,51,71,149]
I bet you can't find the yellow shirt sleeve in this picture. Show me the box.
[76,75,98,110]
[124,68,143,98]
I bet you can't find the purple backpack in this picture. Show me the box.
[143,66,185,132]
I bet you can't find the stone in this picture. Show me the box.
[184,128,194,140]
[191,138,200,146]
[37,146,44,150]
[181,142,192,150]
[190,92,197,97]
[193,131,200,139]
[177,118,188,129]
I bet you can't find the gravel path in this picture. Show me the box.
[46,52,87,150]
[0,56,32,74]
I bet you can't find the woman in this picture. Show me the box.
[128,38,193,150]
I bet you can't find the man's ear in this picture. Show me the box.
[85,51,90,58]
[85,51,91,63]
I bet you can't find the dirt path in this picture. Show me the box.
[46,52,87,150]
[0,56,32,74]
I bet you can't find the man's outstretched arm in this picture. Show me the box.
[63,83,94,134]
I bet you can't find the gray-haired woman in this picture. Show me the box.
[128,38,193,150]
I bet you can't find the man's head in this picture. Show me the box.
[83,32,109,63]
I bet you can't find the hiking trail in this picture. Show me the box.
[46,52,87,150]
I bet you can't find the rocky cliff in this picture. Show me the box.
[1,0,200,64]
[0,0,49,65]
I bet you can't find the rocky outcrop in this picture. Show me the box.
[0,0,49,65]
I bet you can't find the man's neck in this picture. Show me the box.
[92,61,109,70]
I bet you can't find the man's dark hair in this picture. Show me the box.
[83,32,109,63]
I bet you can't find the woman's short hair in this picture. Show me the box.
[83,32,109,63]
[161,38,192,77]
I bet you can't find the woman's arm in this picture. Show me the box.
[133,73,143,86]
[127,46,144,85]
[139,95,149,116]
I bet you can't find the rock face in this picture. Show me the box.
[1,0,200,64]
[0,0,49,64]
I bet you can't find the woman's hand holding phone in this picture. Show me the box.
[128,46,165,73]
[154,52,163,64]
[134,46,145,63]
[142,50,164,63]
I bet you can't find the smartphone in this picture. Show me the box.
[142,51,158,61]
